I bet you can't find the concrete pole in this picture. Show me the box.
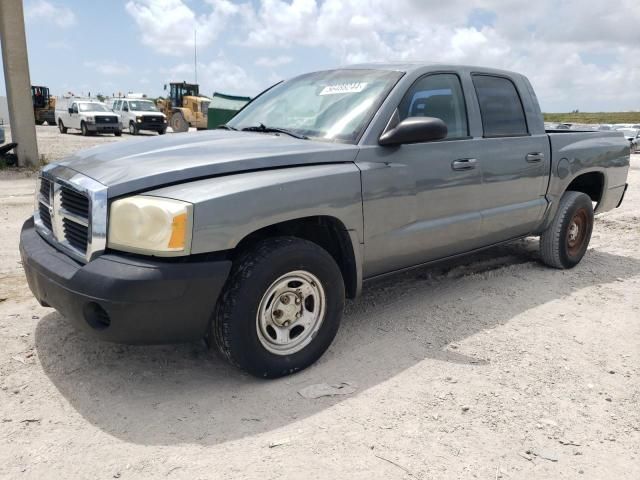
[0,0,39,167]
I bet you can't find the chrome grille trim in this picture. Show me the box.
[33,164,108,263]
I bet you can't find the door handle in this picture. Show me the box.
[526,152,544,163]
[452,158,477,171]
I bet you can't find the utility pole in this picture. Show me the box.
[0,0,39,167]
[194,29,198,85]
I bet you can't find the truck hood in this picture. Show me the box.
[59,130,360,197]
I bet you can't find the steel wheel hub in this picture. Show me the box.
[257,270,326,356]
[566,208,588,256]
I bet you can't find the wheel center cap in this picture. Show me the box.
[271,293,301,326]
[569,222,579,241]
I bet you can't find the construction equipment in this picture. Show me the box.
[31,85,56,125]
[156,82,210,133]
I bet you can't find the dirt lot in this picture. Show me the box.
[0,128,638,479]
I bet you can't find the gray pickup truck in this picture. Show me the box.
[20,63,630,378]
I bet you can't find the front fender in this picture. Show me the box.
[146,163,364,254]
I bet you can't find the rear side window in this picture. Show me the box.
[397,73,468,139]
[472,75,528,137]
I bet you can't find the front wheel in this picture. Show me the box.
[210,237,345,378]
[58,120,67,134]
[170,111,189,133]
[540,191,594,269]
[114,129,122,137]
[129,122,138,135]
[80,121,89,136]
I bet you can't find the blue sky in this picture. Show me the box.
[1,0,639,112]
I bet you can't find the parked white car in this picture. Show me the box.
[111,98,167,135]
[56,100,121,136]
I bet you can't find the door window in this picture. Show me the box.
[472,75,528,137]
[397,73,468,139]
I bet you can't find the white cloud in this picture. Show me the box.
[255,55,293,67]
[84,61,132,76]
[166,58,260,96]
[25,0,76,28]
[123,0,640,111]
[240,0,640,111]
[125,0,241,56]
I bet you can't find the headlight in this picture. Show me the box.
[136,116,142,123]
[85,116,95,123]
[108,196,193,256]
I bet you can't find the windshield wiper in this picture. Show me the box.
[215,124,238,131]
[241,123,308,140]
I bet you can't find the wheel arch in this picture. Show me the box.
[565,170,605,205]
[233,215,362,299]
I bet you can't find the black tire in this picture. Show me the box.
[35,120,44,126]
[170,111,189,133]
[158,128,166,135]
[129,122,138,135]
[58,120,67,134]
[114,129,122,137]
[211,237,345,378]
[80,121,89,136]
[540,191,594,269]
[46,119,56,126]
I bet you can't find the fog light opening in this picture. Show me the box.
[83,302,111,330]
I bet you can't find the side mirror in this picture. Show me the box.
[379,117,448,146]
[68,107,73,114]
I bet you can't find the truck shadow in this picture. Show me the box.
[34,240,640,446]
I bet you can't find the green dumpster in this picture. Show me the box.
[207,92,251,129]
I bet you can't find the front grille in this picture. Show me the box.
[62,218,89,252]
[142,115,163,123]
[40,177,51,199]
[34,166,107,263]
[38,202,52,230]
[95,116,115,124]
[60,185,89,218]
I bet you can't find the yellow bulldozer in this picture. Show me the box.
[156,82,210,133]
[31,85,56,125]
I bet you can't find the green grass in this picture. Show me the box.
[543,112,640,125]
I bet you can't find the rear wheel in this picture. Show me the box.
[211,237,345,378]
[170,111,189,133]
[540,191,594,269]
[58,120,67,134]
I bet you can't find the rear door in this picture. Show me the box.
[471,74,550,242]
[359,73,486,277]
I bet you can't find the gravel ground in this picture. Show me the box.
[0,131,638,479]
[2,124,173,164]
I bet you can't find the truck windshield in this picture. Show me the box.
[129,100,158,112]
[79,103,110,112]
[227,69,402,144]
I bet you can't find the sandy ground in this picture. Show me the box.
[0,132,638,478]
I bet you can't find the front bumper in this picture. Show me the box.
[87,123,120,133]
[20,218,231,344]
[137,121,167,131]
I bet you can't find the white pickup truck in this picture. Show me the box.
[56,100,122,136]
[111,98,167,135]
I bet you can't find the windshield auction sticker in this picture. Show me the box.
[319,82,368,96]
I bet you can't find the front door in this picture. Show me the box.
[358,73,485,277]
